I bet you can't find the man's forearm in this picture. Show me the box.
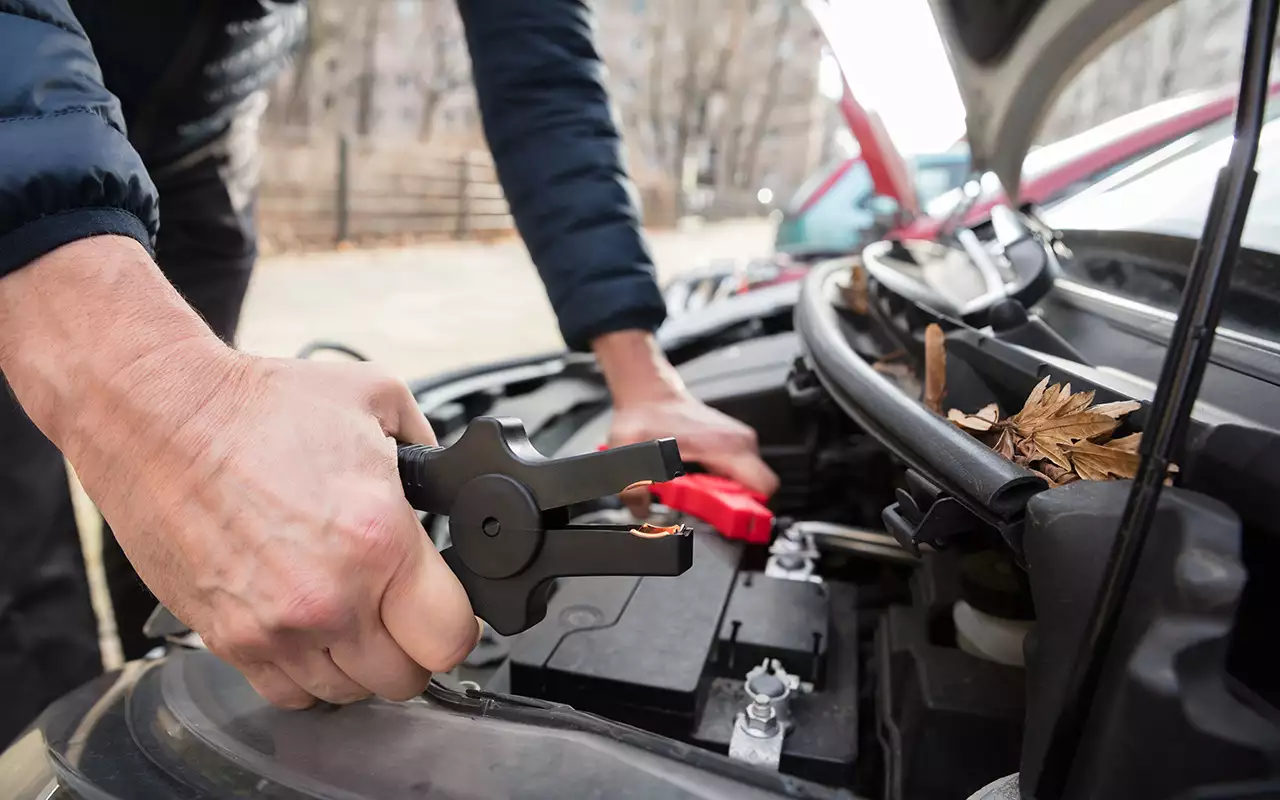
[591,329,688,407]
[0,236,234,459]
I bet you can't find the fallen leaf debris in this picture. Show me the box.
[841,259,870,315]
[947,375,1176,487]
[924,323,947,413]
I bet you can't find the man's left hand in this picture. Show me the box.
[592,330,779,500]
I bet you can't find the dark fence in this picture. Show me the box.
[257,133,682,253]
[259,134,512,251]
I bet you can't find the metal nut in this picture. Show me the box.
[743,694,780,737]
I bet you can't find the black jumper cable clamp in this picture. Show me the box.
[397,416,693,635]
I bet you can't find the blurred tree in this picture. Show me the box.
[355,0,387,136]
[1038,0,1249,144]
[414,0,469,140]
[260,0,828,198]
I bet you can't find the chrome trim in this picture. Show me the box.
[1054,278,1280,357]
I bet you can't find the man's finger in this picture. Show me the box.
[238,660,317,710]
[620,484,652,520]
[381,512,481,673]
[368,373,436,446]
[700,451,779,497]
[277,649,373,705]
[329,625,432,702]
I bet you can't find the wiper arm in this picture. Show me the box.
[937,176,983,244]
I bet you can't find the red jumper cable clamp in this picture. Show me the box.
[650,473,775,544]
[599,446,775,544]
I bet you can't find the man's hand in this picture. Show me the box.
[592,330,779,498]
[0,237,478,708]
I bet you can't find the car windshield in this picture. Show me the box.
[1042,103,1280,342]
[784,159,873,215]
[1045,113,1280,254]
[922,86,1241,220]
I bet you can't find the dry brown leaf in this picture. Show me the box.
[843,260,870,315]
[946,402,1001,432]
[1021,376,1050,413]
[1021,412,1120,441]
[994,428,1016,460]
[1035,461,1080,488]
[948,408,994,432]
[1014,435,1037,465]
[1028,432,1074,470]
[1108,432,1143,452]
[1066,440,1141,481]
[1029,468,1057,487]
[946,375,1159,484]
[1092,400,1143,419]
[924,324,946,413]
[1057,389,1096,417]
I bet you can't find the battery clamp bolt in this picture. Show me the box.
[743,693,780,738]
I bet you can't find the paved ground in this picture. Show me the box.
[78,218,776,667]
[237,218,777,377]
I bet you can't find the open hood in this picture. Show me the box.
[805,0,920,214]
[926,0,1180,200]
[838,80,921,214]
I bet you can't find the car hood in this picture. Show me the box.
[926,0,1179,201]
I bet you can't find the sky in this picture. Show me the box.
[810,0,968,156]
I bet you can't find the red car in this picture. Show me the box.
[893,81,1280,240]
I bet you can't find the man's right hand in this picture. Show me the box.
[0,236,479,708]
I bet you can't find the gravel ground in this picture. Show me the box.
[77,218,777,667]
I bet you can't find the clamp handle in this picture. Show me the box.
[398,417,692,635]
[442,525,692,635]
[398,417,684,515]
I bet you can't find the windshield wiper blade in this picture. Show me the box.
[1033,0,1280,795]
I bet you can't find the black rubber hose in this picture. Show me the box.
[294,340,372,361]
[795,259,1044,524]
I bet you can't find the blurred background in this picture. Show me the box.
[233,0,1257,375]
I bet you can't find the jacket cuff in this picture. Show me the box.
[558,271,668,352]
[0,208,153,279]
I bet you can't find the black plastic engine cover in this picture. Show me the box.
[1019,481,1280,800]
[508,530,743,737]
[876,586,1025,800]
[714,572,831,686]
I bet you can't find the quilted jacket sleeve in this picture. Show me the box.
[0,0,159,280]
[456,0,667,352]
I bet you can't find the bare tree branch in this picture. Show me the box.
[647,13,670,168]
[354,0,386,137]
[741,2,794,188]
[416,1,470,140]
[1158,4,1189,98]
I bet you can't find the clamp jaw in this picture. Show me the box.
[398,417,693,635]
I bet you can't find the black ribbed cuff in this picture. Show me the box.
[0,208,154,279]
[557,272,668,352]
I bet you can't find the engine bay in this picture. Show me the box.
[415,207,1280,799]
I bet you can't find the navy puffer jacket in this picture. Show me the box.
[0,0,666,351]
